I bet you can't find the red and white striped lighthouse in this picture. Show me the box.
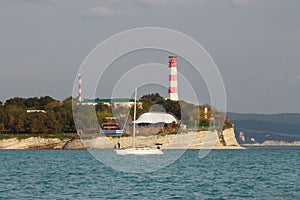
[168,56,178,101]
[78,74,82,102]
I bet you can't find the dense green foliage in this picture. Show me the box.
[0,96,76,134]
[0,94,233,134]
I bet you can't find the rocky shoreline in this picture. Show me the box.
[0,128,242,150]
[243,140,300,146]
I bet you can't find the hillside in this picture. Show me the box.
[227,112,300,144]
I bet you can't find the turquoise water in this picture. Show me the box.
[0,149,299,199]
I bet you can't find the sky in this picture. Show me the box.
[0,0,299,114]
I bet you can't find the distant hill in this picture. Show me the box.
[227,112,300,144]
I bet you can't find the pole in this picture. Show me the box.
[133,88,137,148]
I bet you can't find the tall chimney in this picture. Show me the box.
[168,56,178,101]
[78,74,82,102]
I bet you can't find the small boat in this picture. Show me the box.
[115,88,164,156]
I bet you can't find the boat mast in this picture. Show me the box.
[133,88,137,148]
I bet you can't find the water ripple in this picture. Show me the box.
[0,149,299,199]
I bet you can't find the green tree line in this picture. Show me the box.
[0,96,75,134]
[0,94,232,134]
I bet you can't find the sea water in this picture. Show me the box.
[0,149,299,199]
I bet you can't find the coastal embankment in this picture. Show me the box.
[0,137,68,150]
[0,128,245,150]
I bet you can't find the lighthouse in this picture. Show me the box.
[168,56,178,101]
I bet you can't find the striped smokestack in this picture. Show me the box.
[78,74,82,102]
[168,56,178,101]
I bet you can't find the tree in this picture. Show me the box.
[5,97,26,108]
[6,105,25,133]
[163,99,181,120]
[95,103,111,113]
[56,97,76,133]
[74,105,98,130]
[39,96,57,109]
[130,104,144,121]
[140,93,165,105]
[24,97,39,108]
[46,112,61,133]
[27,115,40,133]
[15,111,26,133]
[44,101,61,112]
[0,123,5,133]
[0,105,7,133]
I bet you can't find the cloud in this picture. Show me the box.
[110,0,197,6]
[12,0,62,4]
[138,0,194,6]
[229,0,251,6]
[85,6,134,18]
[297,74,300,81]
[109,0,252,8]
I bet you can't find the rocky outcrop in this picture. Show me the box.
[0,128,243,150]
[246,140,300,146]
[0,137,67,150]
[62,138,85,150]
[221,128,240,147]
